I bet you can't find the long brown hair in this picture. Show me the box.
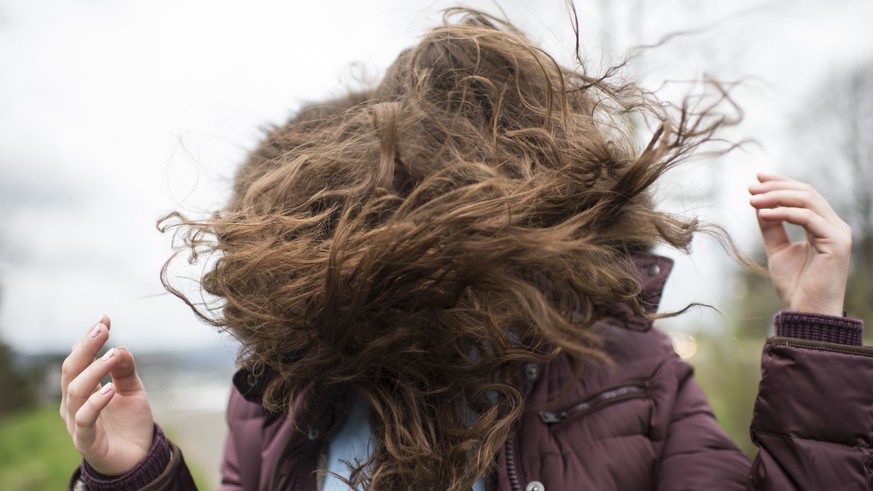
[162,8,734,490]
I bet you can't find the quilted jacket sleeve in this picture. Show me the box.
[657,311,872,491]
[747,312,873,490]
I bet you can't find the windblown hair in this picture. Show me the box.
[162,9,734,490]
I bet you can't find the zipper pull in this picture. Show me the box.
[538,410,568,424]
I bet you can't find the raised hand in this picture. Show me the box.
[60,315,155,476]
[749,173,853,317]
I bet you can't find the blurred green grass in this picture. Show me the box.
[0,405,80,490]
[0,405,210,490]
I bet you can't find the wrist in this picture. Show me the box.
[787,295,845,317]
[82,425,170,491]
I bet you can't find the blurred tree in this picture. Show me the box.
[0,201,36,415]
[791,59,873,336]
[0,339,36,417]
[692,256,781,457]
[0,287,36,416]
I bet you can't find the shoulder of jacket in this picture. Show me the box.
[598,321,679,365]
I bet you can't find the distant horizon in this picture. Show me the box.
[11,339,239,363]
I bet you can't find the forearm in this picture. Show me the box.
[747,312,873,490]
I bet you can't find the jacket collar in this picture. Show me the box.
[604,252,674,332]
[232,366,277,405]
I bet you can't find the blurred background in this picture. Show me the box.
[1,0,871,488]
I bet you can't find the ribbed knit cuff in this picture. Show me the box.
[775,311,864,346]
[81,424,171,491]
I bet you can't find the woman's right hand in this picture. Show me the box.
[749,174,853,317]
[60,315,155,476]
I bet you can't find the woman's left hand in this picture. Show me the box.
[749,173,853,317]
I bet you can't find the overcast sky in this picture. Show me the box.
[1,0,872,354]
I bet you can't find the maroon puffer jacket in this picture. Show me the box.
[70,255,873,490]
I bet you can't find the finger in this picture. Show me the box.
[70,315,112,352]
[749,189,840,223]
[73,382,116,450]
[63,316,112,387]
[749,189,810,208]
[61,319,111,414]
[65,348,120,426]
[756,208,790,256]
[758,207,836,243]
[749,178,812,195]
[756,172,792,183]
[108,348,145,393]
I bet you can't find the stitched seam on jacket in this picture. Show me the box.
[751,428,872,450]
[769,337,873,358]
[751,429,872,489]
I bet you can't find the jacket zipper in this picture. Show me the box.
[505,431,522,491]
[538,383,647,428]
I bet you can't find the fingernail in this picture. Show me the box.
[101,348,116,361]
[100,383,114,395]
[89,324,103,338]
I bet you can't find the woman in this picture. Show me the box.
[61,10,870,491]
